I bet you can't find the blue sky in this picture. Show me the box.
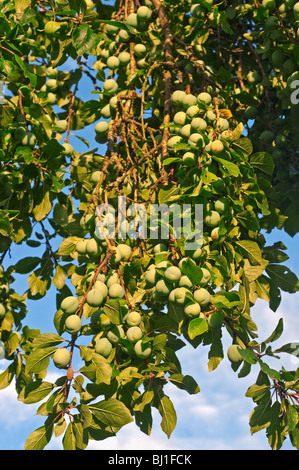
[1,5,299,450]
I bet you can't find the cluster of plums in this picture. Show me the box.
[52,291,152,369]
[167,88,232,161]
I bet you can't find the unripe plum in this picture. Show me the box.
[227,344,244,363]
[204,210,221,227]
[164,266,181,284]
[117,243,132,260]
[126,326,143,343]
[86,289,104,307]
[53,348,71,368]
[103,79,118,94]
[156,279,171,296]
[137,5,152,21]
[61,296,79,315]
[107,325,125,343]
[184,302,201,318]
[108,283,125,299]
[95,337,113,357]
[171,90,186,106]
[134,339,152,358]
[0,303,6,319]
[194,288,211,306]
[95,121,109,134]
[65,314,82,334]
[197,92,212,105]
[126,311,142,326]
[211,140,224,154]
[134,44,147,57]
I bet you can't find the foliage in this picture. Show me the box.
[0,0,298,450]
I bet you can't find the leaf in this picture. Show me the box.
[72,24,100,56]
[91,353,112,385]
[14,256,41,274]
[89,398,133,428]
[158,394,177,439]
[57,236,81,256]
[249,396,272,434]
[180,258,203,285]
[188,317,208,340]
[102,299,120,324]
[18,380,54,404]
[32,189,52,222]
[274,342,299,357]
[32,333,65,349]
[250,152,274,175]
[24,415,55,450]
[14,0,31,13]
[208,328,224,371]
[213,156,240,177]
[0,362,16,390]
[158,186,181,205]
[25,347,56,375]
[236,240,263,265]
[168,374,200,395]
[266,264,299,294]
[263,318,284,344]
[53,264,66,290]
[233,137,253,156]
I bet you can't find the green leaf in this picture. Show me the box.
[250,152,274,175]
[14,256,41,274]
[236,240,263,265]
[158,394,177,439]
[102,299,120,324]
[25,347,56,375]
[32,189,52,222]
[274,342,299,358]
[14,0,31,13]
[168,373,200,395]
[238,348,258,365]
[24,415,55,450]
[57,236,81,256]
[53,264,66,290]
[18,380,54,404]
[249,396,272,434]
[213,156,240,177]
[266,264,299,294]
[188,317,208,340]
[90,352,112,385]
[89,398,133,428]
[32,333,65,349]
[263,318,284,344]
[207,328,223,371]
[72,24,100,56]
[180,258,203,285]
